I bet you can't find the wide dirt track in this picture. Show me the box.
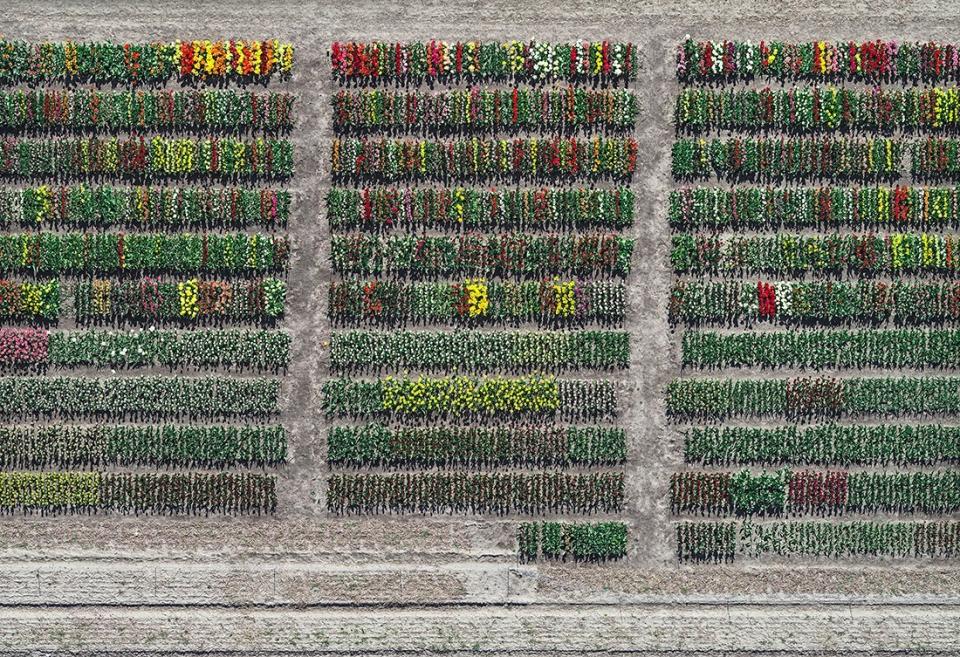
[1,0,958,654]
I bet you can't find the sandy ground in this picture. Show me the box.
[0,0,959,652]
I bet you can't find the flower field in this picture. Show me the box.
[0,38,294,515]
[325,40,634,560]
[672,38,960,563]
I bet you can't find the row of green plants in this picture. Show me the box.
[677,520,960,562]
[0,185,290,229]
[329,329,629,372]
[0,136,293,179]
[330,41,637,82]
[0,89,294,132]
[0,375,279,418]
[0,232,288,274]
[517,521,627,561]
[0,39,294,83]
[331,137,637,181]
[331,232,634,277]
[672,231,960,276]
[669,279,960,324]
[333,87,637,132]
[671,469,960,515]
[669,185,960,231]
[0,424,286,468]
[327,186,634,231]
[329,278,625,325]
[676,39,960,82]
[672,137,901,180]
[321,376,616,419]
[18,328,289,370]
[667,376,960,419]
[685,423,960,466]
[0,471,276,514]
[326,472,624,514]
[327,423,625,467]
[682,328,960,369]
[675,86,960,133]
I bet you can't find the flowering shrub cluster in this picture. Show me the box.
[0,39,294,83]
[0,279,59,321]
[672,231,960,276]
[0,232,287,274]
[667,376,960,419]
[676,39,960,82]
[677,520,960,562]
[0,89,294,132]
[327,472,624,515]
[0,185,290,229]
[669,185,960,231]
[0,375,279,418]
[330,330,629,372]
[672,137,901,181]
[911,138,960,178]
[676,86,960,133]
[74,277,285,324]
[684,423,960,466]
[328,186,633,231]
[683,328,960,370]
[0,136,293,179]
[329,278,625,325]
[330,41,637,82]
[668,279,960,325]
[0,424,286,468]
[333,87,637,132]
[332,232,634,277]
[331,137,637,181]
[328,423,625,467]
[518,521,628,561]
[321,376,616,419]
